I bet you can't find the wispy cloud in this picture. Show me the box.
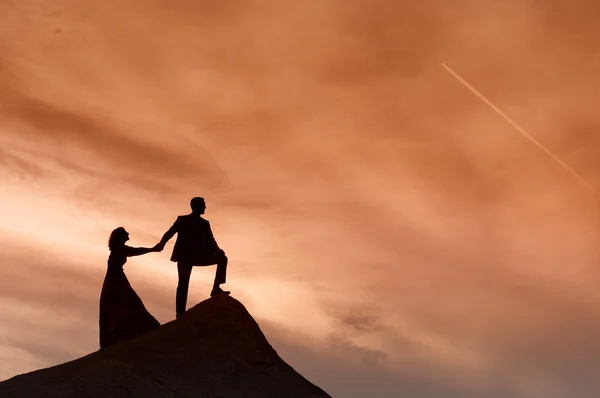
[1,1,600,397]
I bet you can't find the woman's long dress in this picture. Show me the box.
[99,248,160,349]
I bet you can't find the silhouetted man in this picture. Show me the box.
[158,197,230,317]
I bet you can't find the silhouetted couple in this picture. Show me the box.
[99,197,230,349]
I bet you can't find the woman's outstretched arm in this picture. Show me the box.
[123,244,161,257]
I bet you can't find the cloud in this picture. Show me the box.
[262,320,517,398]
[1,1,600,397]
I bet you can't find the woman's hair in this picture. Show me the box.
[108,227,128,251]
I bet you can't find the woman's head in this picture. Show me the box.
[108,227,129,250]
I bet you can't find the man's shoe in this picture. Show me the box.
[211,287,231,297]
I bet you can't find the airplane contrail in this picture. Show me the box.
[441,62,596,194]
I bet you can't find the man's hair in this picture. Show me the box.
[190,197,205,212]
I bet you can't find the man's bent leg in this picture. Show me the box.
[176,262,193,317]
[215,254,228,285]
[211,254,229,296]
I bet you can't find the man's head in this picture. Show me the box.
[190,197,206,215]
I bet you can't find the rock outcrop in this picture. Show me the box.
[0,295,331,397]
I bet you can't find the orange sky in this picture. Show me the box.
[1,1,600,396]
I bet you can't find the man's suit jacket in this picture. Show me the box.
[161,214,220,265]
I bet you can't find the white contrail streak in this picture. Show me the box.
[441,62,595,194]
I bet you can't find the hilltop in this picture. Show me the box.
[0,295,331,398]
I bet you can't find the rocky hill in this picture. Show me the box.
[0,295,331,398]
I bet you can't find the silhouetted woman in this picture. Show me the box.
[99,227,161,349]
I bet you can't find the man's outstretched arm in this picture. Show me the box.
[157,219,179,249]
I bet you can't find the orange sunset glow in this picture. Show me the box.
[1,1,600,397]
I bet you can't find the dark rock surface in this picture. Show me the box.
[0,295,331,398]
